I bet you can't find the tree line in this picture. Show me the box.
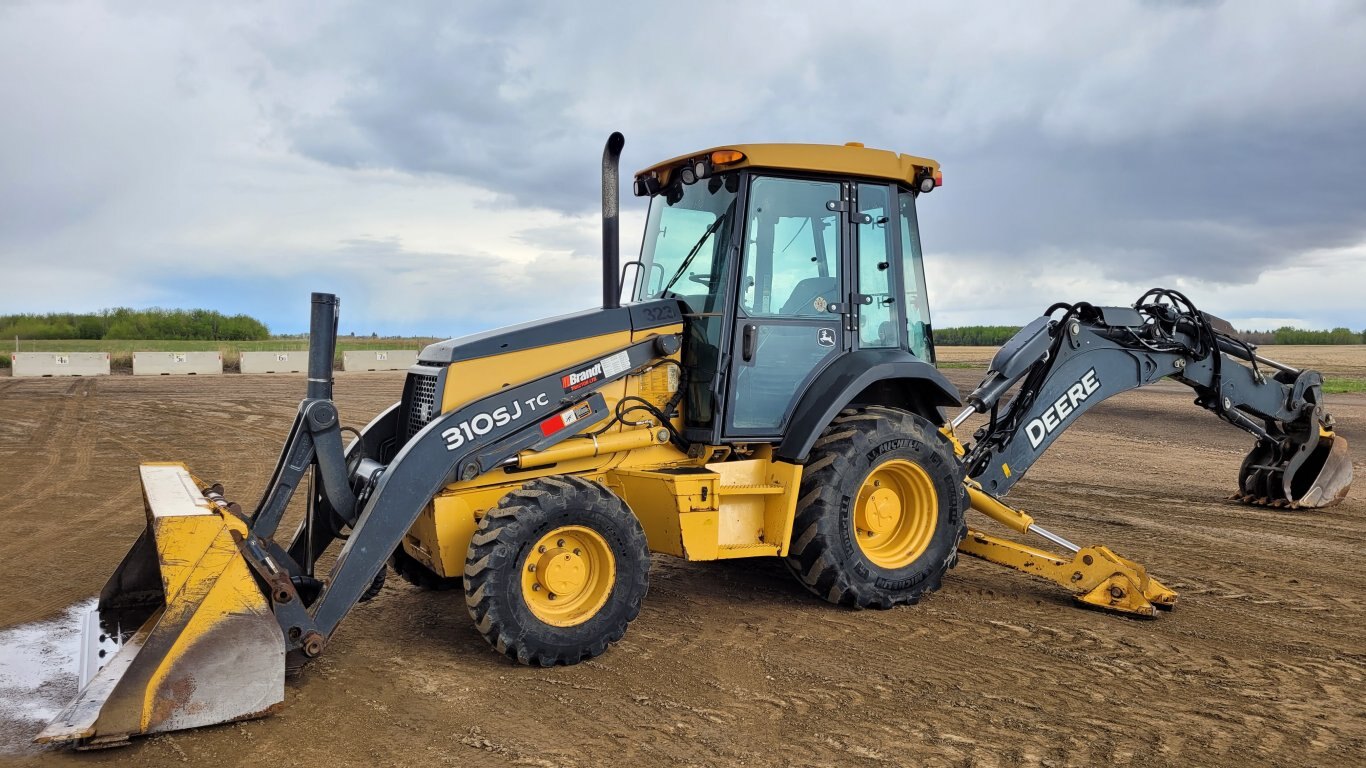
[2,310,1358,346]
[1244,327,1365,345]
[935,325,1365,346]
[0,308,269,341]
[933,326,1025,346]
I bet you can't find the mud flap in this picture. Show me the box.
[36,463,285,748]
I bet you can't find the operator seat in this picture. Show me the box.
[779,277,839,316]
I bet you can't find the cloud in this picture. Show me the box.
[261,1,1366,288]
[1,0,1363,335]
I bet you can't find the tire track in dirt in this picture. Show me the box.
[3,380,94,504]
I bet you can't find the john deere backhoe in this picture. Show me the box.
[39,134,1352,747]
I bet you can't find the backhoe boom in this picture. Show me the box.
[955,289,1350,509]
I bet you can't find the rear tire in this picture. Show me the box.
[783,406,965,609]
[464,476,650,666]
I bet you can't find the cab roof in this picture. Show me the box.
[634,142,941,192]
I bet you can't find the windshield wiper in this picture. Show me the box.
[660,205,732,296]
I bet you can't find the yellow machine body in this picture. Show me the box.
[398,322,808,575]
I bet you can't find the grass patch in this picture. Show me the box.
[936,361,983,369]
[0,352,9,369]
[1323,377,1366,394]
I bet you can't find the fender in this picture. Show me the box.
[775,349,961,463]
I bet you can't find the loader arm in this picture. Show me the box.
[39,291,681,747]
[233,310,673,662]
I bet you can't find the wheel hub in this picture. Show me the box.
[853,459,939,570]
[858,486,902,534]
[521,525,616,627]
[537,549,588,595]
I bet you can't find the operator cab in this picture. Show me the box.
[628,143,942,444]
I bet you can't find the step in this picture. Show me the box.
[716,543,782,558]
[717,483,785,496]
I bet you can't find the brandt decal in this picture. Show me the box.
[562,362,604,393]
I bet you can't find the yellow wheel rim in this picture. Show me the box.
[521,525,615,627]
[853,459,938,569]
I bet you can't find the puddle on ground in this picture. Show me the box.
[0,599,93,754]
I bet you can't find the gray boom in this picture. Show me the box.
[954,290,1350,509]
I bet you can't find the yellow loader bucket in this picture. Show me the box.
[36,463,284,748]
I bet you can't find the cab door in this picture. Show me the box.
[724,175,849,437]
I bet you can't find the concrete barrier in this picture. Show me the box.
[239,351,307,374]
[342,350,418,372]
[132,351,223,376]
[12,352,110,377]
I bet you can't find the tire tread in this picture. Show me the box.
[782,407,966,609]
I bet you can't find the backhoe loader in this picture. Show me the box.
[39,134,1352,748]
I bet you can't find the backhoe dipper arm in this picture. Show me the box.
[954,289,1350,509]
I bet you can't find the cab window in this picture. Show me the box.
[898,191,935,362]
[739,176,841,317]
[636,174,739,313]
[857,184,898,348]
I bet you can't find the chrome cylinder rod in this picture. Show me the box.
[1028,523,1080,554]
[950,406,978,430]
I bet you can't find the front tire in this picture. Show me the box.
[464,476,650,666]
[784,406,965,609]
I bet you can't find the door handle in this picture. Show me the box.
[742,324,757,362]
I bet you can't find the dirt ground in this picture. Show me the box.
[0,359,1363,767]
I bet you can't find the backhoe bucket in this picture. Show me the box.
[1237,430,1352,509]
[36,463,284,748]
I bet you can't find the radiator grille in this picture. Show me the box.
[406,370,440,439]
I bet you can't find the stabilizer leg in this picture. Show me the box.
[959,484,1177,617]
[958,529,1176,616]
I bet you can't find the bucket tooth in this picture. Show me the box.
[36,463,285,747]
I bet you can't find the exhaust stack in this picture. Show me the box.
[602,131,625,310]
[307,292,339,401]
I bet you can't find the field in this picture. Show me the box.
[0,357,1363,766]
[1,338,437,371]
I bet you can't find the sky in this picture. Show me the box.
[2,1,1364,337]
